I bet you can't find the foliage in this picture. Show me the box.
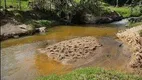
[1,0,30,11]
[128,22,142,28]
[108,6,141,17]
[14,12,24,22]
[37,67,142,80]
[103,0,142,6]
[30,20,54,28]
[33,0,105,19]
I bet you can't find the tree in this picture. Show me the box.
[130,0,142,16]
[0,0,1,7]
[4,0,7,10]
[116,0,118,7]
[18,0,21,10]
[33,0,105,22]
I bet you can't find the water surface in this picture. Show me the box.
[1,25,131,80]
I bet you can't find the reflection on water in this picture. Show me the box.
[1,26,118,48]
[35,54,72,75]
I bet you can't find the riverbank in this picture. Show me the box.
[1,9,142,41]
[117,25,142,74]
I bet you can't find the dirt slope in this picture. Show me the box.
[117,25,142,74]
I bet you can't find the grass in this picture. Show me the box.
[128,22,142,28]
[1,0,30,11]
[74,0,80,3]
[108,6,141,18]
[37,67,142,80]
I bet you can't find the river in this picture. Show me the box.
[1,20,132,80]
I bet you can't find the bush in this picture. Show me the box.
[30,20,54,28]
[110,6,142,17]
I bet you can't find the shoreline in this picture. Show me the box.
[117,25,142,74]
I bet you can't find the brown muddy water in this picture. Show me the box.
[1,25,132,80]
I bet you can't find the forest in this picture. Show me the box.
[0,0,142,25]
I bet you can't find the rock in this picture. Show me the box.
[35,27,46,33]
[128,17,142,23]
[0,23,34,41]
[38,36,102,65]
[13,35,19,38]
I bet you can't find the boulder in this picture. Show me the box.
[0,23,33,41]
[35,27,46,33]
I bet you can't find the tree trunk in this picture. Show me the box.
[124,0,130,6]
[50,0,52,10]
[12,0,14,7]
[130,0,135,16]
[19,0,21,10]
[4,0,7,10]
[116,0,118,7]
[0,0,1,7]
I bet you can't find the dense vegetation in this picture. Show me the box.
[104,0,142,6]
[1,0,142,17]
[0,0,142,29]
[37,67,142,80]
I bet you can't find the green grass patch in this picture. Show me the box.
[108,6,141,18]
[37,67,142,80]
[1,0,30,11]
[74,0,80,3]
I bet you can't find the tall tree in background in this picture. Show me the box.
[0,0,1,7]
[4,0,7,10]
[116,0,118,7]
[18,0,21,10]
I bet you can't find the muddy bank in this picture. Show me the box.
[37,36,102,65]
[117,25,142,74]
[37,36,131,71]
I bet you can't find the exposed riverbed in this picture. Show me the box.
[1,24,133,80]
